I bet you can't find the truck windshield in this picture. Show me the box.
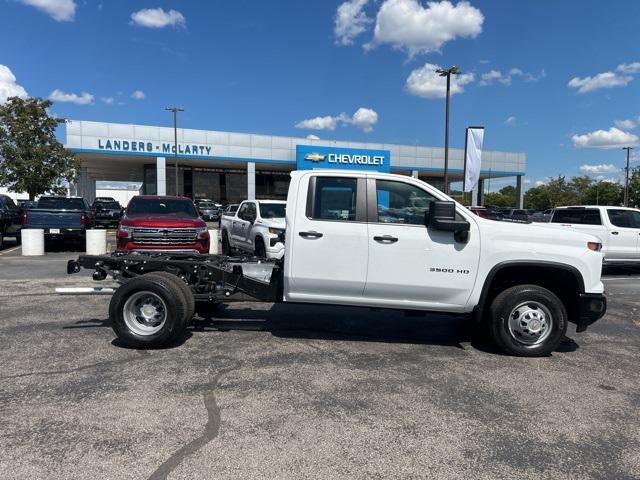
[37,198,86,210]
[259,203,286,219]
[127,198,198,216]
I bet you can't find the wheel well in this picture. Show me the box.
[481,264,582,324]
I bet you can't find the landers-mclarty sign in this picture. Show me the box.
[97,139,212,156]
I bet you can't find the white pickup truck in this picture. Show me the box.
[220,199,286,259]
[545,205,640,264]
[66,170,607,357]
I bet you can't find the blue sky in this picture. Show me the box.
[2,0,640,190]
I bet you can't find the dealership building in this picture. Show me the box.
[66,120,526,207]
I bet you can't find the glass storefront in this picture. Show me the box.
[142,165,289,203]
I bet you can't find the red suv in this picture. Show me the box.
[117,196,210,254]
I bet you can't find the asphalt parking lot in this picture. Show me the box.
[0,243,638,479]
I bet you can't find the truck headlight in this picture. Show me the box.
[117,225,133,237]
[268,227,284,235]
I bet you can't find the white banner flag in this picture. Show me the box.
[464,127,484,192]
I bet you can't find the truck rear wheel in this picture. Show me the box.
[488,284,567,357]
[109,276,188,348]
[143,272,195,324]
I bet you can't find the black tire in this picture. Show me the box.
[0,231,3,250]
[221,230,231,255]
[109,275,188,348]
[488,284,568,357]
[254,237,266,258]
[144,272,195,324]
[15,231,21,245]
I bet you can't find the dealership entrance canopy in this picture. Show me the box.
[66,120,526,207]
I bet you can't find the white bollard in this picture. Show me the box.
[86,229,107,255]
[208,229,219,254]
[21,229,45,256]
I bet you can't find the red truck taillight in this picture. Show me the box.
[80,213,86,226]
[21,211,28,225]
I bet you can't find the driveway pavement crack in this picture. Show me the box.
[147,360,241,480]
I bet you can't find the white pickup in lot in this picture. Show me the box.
[68,170,607,357]
[220,199,286,259]
[543,206,640,264]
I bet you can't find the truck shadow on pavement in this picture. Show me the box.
[192,303,580,356]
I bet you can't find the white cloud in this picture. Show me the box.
[131,90,145,100]
[479,70,511,86]
[504,116,516,126]
[306,134,320,140]
[535,180,546,187]
[48,89,94,105]
[350,107,378,132]
[614,119,637,130]
[100,96,114,105]
[295,115,343,131]
[19,0,76,22]
[295,108,379,132]
[579,164,619,174]
[568,71,632,94]
[617,62,640,74]
[334,0,371,46]
[366,0,484,57]
[479,67,545,87]
[572,127,638,149]
[130,8,186,28]
[405,63,474,99]
[0,65,28,104]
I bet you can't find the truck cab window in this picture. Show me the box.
[607,209,640,228]
[311,177,358,221]
[375,180,436,225]
[552,209,602,225]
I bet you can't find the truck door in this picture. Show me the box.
[286,175,369,300]
[605,209,640,260]
[363,177,480,309]
[231,202,252,247]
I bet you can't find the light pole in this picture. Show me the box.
[623,146,633,207]
[166,106,184,195]
[436,66,460,194]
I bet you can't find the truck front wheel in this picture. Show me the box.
[488,284,567,357]
[109,276,188,348]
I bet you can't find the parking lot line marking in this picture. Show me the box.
[0,245,21,256]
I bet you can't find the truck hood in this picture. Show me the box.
[478,216,601,245]
[255,217,286,229]
[121,214,206,228]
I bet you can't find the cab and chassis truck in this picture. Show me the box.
[64,170,607,357]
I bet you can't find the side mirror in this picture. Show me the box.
[426,201,470,242]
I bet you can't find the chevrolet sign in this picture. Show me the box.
[296,145,390,173]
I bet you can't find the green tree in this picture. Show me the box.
[569,176,593,204]
[524,184,551,210]
[627,167,640,208]
[0,97,79,200]
[585,180,622,206]
[485,185,517,207]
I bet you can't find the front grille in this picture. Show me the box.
[132,227,198,246]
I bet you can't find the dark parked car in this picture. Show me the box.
[91,199,123,228]
[502,209,534,223]
[222,204,239,216]
[0,194,22,248]
[197,201,222,221]
[22,196,94,243]
[468,206,503,221]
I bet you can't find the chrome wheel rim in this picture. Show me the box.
[123,291,167,336]
[507,301,553,346]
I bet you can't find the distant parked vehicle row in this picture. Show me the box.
[91,197,124,228]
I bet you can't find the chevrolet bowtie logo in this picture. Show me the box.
[304,152,326,162]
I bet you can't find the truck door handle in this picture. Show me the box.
[299,231,323,239]
[373,235,398,243]
[612,231,619,235]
